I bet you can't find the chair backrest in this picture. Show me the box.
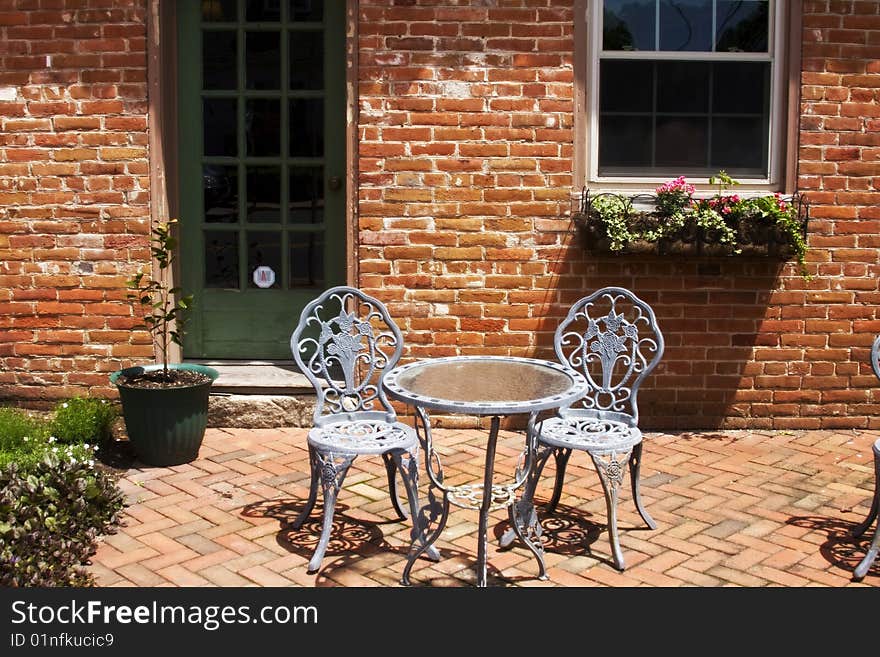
[554,286,664,423]
[291,286,403,425]
[872,335,880,382]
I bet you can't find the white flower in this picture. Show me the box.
[84,444,90,450]
[61,402,68,408]
[48,436,56,443]
[23,436,28,442]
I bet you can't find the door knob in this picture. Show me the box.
[328,175,342,191]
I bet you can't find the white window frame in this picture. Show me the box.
[576,0,799,195]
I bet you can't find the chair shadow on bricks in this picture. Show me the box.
[787,516,879,581]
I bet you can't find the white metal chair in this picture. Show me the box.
[525,287,664,570]
[852,334,880,580]
[290,286,437,572]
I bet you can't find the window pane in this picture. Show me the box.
[659,0,712,51]
[246,31,281,90]
[203,31,236,90]
[289,31,323,90]
[205,231,239,288]
[202,0,236,22]
[657,61,710,113]
[716,1,769,52]
[289,167,323,224]
[246,0,280,22]
[247,232,282,289]
[599,115,652,170]
[246,99,281,156]
[603,0,655,51]
[712,62,769,114]
[289,99,323,157]
[204,165,238,223]
[290,232,324,288]
[203,99,237,157]
[290,0,322,22]
[711,117,766,173]
[246,166,281,223]
[600,60,653,112]
[656,117,708,168]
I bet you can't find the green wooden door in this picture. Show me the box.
[177,0,346,359]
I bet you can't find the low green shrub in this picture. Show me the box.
[50,398,117,447]
[0,408,50,470]
[0,451,125,587]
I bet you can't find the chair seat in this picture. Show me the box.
[308,419,418,455]
[539,415,642,453]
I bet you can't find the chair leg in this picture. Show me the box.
[590,449,632,571]
[307,451,355,573]
[292,445,320,530]
[545,447,572,515]
[383,452,408,521]
[393,448,440,562]
[629,442,657,530]
[854,522,880,581]
[853,454,880,538]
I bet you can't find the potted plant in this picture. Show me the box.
[109,220,218,466]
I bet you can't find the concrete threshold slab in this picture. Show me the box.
[187,360,313,395]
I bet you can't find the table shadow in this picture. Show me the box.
[786,515,879,581]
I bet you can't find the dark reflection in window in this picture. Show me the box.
[289,31,323,90]
[603,0,655,51]
[659,0,712,51]
[656,117,709,167]
[712,117,766,173]
[246,99,281,156]
[203,99,237,156]
[247,231,282,289]
[713,61,769,113]
[289,99,323,157]
[289,167,323,224]
[246,166,281,223]
[204,165,238,223]
[599,115,652,170]
[203,31,237,90]
[600,60,652,112]
[204,231,239,288]
[246,31,281,90]
[246,0,280,22]
[716,1,768,52]
[290,0,322,21]
[290,232,323,288]
[657,61,710,113]
[202,0,236,22]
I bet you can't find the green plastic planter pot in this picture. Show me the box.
[110,363,219,467]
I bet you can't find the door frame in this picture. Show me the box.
[145,0,359,362]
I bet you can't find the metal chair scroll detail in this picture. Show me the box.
[290,286,438,572]
[517,287,664,570]
[852,335,880,581]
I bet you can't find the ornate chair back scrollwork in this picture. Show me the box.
[526,286,664,570]
[852,335,880,580]
[289,286,438,572]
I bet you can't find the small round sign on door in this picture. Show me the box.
[252,265,276,289]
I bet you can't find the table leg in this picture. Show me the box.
[476,416,501,587]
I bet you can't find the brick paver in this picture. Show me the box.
[88,427,880,587]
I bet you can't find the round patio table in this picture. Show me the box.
[383,355,588,587]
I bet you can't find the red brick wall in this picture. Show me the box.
[358,0,880,430]
[0,0,150,404]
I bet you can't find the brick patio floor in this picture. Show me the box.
[87,426,880,587]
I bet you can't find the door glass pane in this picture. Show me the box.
[246,31,281,90]
[246,166,281,223]
[203,31,237,90]
[603,0,655,51]
[204,164,238,223]
[289,31,323,90]
[246,0,281,22]
[289,99,323,156]
[205,231,239,288]
[290,232,323,288]
[289,166,323,224]
[290,0,322,21]
[659,0,712,51]
[716,1,769,52]
[247,231,282,289]
[202,0,236,22]
[246,99,281,156]
[203,99,237,156]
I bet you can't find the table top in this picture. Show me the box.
[383,355,589,415]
